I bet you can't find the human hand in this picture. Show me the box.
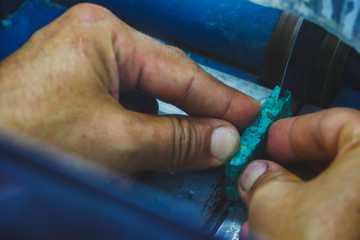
[238,108,360,240]
[0,4,260,175]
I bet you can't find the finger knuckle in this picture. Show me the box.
[317,108,360,154]
[29,27,47,41]
[327,107,359,119]
[167,46,200,69]
[167,46,187,57]
[67,3,112,26]
[169,118,199,171]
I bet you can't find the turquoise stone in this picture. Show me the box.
[225,86,292,200]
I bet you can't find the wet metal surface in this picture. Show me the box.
[214,203,248,240]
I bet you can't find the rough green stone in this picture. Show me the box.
[225,86,292,200]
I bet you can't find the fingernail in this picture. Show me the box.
[211,127,240,162]
[239,161,268,191]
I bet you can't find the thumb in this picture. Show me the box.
[237,160,303,207]
[237,160,304,239]
[140,114,240,172]
[109,111,240,174]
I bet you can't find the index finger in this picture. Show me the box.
[267,108,360,163]
[114,26,260,130]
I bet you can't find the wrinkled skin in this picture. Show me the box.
[238,108,360,240]
[0,4,260,174]
[0,4,359,240]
